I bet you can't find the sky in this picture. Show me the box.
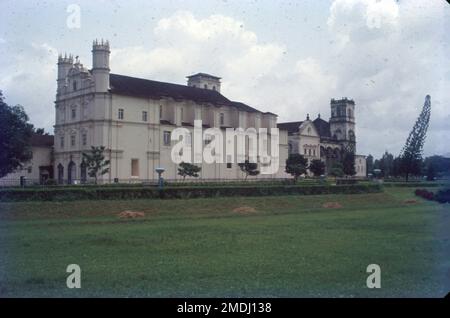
[0,0,449,159]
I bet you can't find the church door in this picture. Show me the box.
[68,161,76,184]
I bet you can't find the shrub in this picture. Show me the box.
[414,188,434,201]
[0,184,382,202]
[434,188,450,204]
[336,179,358,185]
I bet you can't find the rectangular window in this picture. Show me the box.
[82,133,87,146]
[220,113,224,126]
[163,131,171,146]
[159,105,163,119]
[71,108,76,119]
[142,111,148,122]
[131,159,139,177]
[226,155,232,169]
[70,135,76,147]
[180,108,184,121]
[60,136,64,148]
[118,108,124,120]
[27,166,32,174]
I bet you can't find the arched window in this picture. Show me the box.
[80,162,87,183]
[348,130,355,141]
[204,84,208,89]
[68,161,76,184]
[73,81,77,91]
[57,164,64,184]
[212,86,216,91]
[348,109,352,118]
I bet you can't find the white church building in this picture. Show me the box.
[53,40,290,183]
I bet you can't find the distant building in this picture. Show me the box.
[277,98,366,177]
[0,134,54,186]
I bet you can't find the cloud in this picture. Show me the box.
[111,11,286,92]
[0,42,57,131]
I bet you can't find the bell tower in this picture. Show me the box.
[92,39,110,92]
[57,53,73,95]
[329,98,356,151]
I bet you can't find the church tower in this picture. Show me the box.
[329,98,356,152]
[92,39,110,92]
[187,73,221,92]
[56,54,73,94]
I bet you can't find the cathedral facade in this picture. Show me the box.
[53,40,289,183]
[277,98,366,177]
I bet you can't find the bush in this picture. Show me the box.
[336,179,358,185]
[434,188,450,204]
[0,184,382,202]
[414,188,435,201]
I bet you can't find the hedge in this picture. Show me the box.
[383,182,449,188]
[0,184,382,202]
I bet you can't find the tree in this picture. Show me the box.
[177,162,201,181]
[399,95,431,181]
[426,162,436,181]
[342,149,356,176]
[424,155,450,178]
[366,154,374,176]
[0,91,34,178]
[392,156,402,177]
[285,153,308,182]
[309,159,325,177]
[380,151,394,177]
[81,146,110,184]
[33,127,50,135]
[329,162,344,179]
[238,160,260,180]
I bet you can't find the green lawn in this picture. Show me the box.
[0,187,448,297]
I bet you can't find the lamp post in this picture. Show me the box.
[155,167,165,189]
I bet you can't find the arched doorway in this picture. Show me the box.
[57,164,64,184]
[68,161,76,184]
[80,162,87,184]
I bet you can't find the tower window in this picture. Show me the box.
[220,113,224,126]
[180,108,184,121]
[142,111,148,122]
[60,136,64,148]
[159,105,163,119]
[73,81,77,91]
[70,135,76,147]
[118,108,124,120]
[71,107,76,119]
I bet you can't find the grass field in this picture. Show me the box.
[0,187,448,297]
